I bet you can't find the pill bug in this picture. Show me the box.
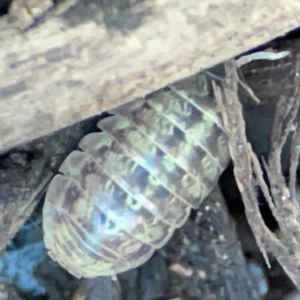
[43,73,230,278]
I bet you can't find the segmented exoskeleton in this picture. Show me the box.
[43,72,230,278]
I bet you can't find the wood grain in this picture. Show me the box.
[0,0,300,152]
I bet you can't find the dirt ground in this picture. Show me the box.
[1,1,300,299]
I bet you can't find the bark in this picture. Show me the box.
[0,0,300,152]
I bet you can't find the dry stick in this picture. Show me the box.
[263,62,300,251]
[289,124,300,198]
[262,158,300,252]
[236,79,261,104]
[213,66,270,268]
[206,69,260,104]
[214,59,300,288]
[249,151,275,213]
[289,62,300,198]
[269,61,300,171]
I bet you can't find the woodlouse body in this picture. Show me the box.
[43,75,230,278]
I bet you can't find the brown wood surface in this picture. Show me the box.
[0,0,300,152]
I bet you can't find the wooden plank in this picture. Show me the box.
[0,0,300,152]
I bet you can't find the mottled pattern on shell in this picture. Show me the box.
[43,74,230,278]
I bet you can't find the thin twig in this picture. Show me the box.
[269,61,300,170]
[214,59,300,288]
[289,124,300,198]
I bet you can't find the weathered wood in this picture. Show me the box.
[0,0,300,152]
